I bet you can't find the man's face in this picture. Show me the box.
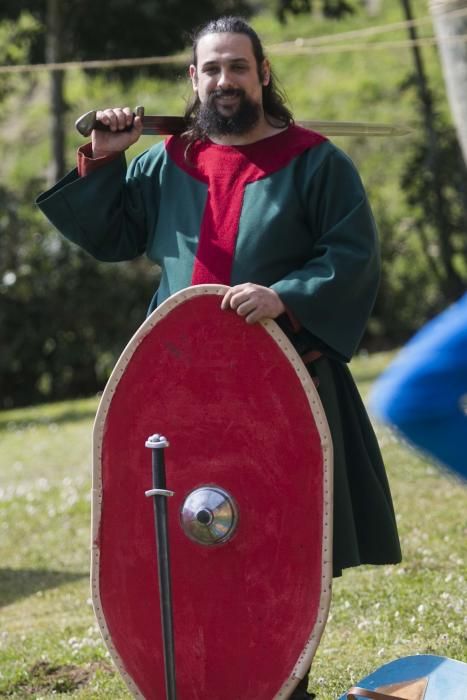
[189,32,270,135]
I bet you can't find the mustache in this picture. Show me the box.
[209,88,245,100]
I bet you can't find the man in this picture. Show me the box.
[37,16,401,698]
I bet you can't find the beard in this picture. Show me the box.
[194,88,261,137]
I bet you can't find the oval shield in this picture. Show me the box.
[92,285,333,699]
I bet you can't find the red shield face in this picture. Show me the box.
[92,285,333,699]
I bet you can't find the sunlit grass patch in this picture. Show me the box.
[1,357,466,698]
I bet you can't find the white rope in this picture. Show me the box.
[1,6,467,75]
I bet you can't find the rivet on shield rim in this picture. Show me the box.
[180,487,238,545]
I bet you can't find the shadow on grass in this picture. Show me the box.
[8,659,115,696]
[0,568,88,607]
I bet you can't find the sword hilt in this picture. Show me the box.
[75,105,145,137]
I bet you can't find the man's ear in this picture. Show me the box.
[261,59,271,86]
[189,65,198,91]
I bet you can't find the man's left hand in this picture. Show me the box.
[221,284,285,324]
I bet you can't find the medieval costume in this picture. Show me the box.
[37,124,401,575]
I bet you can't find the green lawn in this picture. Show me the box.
[1,353,466,698]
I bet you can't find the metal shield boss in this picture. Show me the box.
[92,285,333,699]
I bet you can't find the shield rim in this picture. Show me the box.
[91,284,334,699]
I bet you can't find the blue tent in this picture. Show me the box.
[369,293,467,480]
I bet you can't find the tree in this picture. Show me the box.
[430,0,467,165]
[0,179,158,408]
[1,1,253,65]
[277,0,356,24]
[46,0,65,183]
[399,0,466,302]
[1,0,253,182]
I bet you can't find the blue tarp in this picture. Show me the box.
[369,293,467,480]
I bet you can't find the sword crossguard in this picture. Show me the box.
[145,488,175,498]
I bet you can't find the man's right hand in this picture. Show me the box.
[91,107,143,158]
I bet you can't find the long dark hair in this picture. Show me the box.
[183,16,293,144]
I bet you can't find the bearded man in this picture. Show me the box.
[37,16,401,698]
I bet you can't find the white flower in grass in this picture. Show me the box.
[357,619,370,630]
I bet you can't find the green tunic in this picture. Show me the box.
[37,125,401,575]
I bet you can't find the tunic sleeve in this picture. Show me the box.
[271,146,380,362]
[36,146,163,262]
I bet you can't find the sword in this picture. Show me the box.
[145,433,177,700]
[75,105,412,138]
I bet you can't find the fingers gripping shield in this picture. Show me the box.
[92,285,333,700]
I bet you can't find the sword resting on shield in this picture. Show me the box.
[75,105,413,138]
[144,434,177,700]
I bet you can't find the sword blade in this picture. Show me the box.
[143,115,412,136]
[75,109,412,138]
[142,116,412,137]
[141,116,185,135]
[298,120,413,136]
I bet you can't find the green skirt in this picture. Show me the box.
[311,357,402,577]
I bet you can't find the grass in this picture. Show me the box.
[0,352,466,698]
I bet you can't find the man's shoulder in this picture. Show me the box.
[129,139,172,174]
[291,129,361,178]
[287,123,327,148]
[264,124,337,177]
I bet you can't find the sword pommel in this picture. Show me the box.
[75,109,99,137]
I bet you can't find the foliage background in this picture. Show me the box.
[1,0,466,408]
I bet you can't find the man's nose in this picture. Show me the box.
[217,69,234,88]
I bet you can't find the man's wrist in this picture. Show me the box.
[92,148,122,159]
[77,143,121,177]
